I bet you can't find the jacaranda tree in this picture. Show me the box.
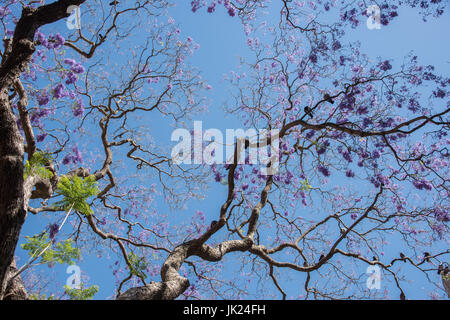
[0,0,448,300]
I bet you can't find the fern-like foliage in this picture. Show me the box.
[28,293,55,300]
[55,175,99,215]
[64,284,99,300]
[128,252,148,279]
[24,151,53,180]
[21,232,80,265]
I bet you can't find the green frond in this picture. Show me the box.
[55,175,99,215]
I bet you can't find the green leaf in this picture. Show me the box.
[300,179,311,191]
[54,175,99,215]
[21,232,80,265]
[64,284,99,300]
[128,252,148,279]
[24,151,53,180]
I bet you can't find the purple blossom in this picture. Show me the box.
[342,151,353,162]
[431,223,446,239]
[207,1,216,13]
[346,170,355,178]
[412,179,433,191]
[37,133,47,142]
[309,53,318,64]
[65,71,77,85]
[53,33,65,49]
[432,208,449,222]
[53,84,66,99]
[48,223,59,241]
[332,41,342,51]
[71,63,85,74]
[62,155,72,165]
[317,165,330,177]
[433,88,446,98]
[63,58,76,66]
[72,145,83,163]
[72,99,85,117]
[378,60,392,72]
[37,92,50,106]
[305,130,316,139]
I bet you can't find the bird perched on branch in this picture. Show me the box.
[323,93,334,104]
[438,263,444,275]
[210,220,218,229]
[423,252,431,262]
[304,106,314,119]
[244,138,250,149]
[318,254,325,262]
[400,252,406,262]
[109,0,119,6]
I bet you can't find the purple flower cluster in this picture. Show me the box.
[412,179,433,191]
[378,60,392,72]
[48,223,59,242]
[192,0,236,16]
[331,41,342,51]
[338,93,356,111]
[30,108,52,126]
[53,83,66,99]
[317,140,330,155]
[72,99,85,117]
[432,207,449,222]
[62,145,83,165]
[63,58,85,85]
[36,31,65,50]
[433,88,446,98]
[37,91,50,106]
[317,165,330,177]
[342,151,352,163]
[36,133,47,142]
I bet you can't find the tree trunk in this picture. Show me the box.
[0,88,26,299]
[0,0,86,300]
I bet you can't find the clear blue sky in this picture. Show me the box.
[16,1,450,299]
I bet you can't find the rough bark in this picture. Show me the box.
[3,259,27,300]
[0,0,86,300]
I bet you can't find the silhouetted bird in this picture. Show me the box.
[438,263,443,275]
[109,0,119,5]
[210,220,218,229]
[319,254,325,262]
[303,261,308,267]
[400,252,406,262]
[323,93,334,104]
[244,138,250,149]
[423,252,431,262]
[304,106,314,119]
[372,256,378,262]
